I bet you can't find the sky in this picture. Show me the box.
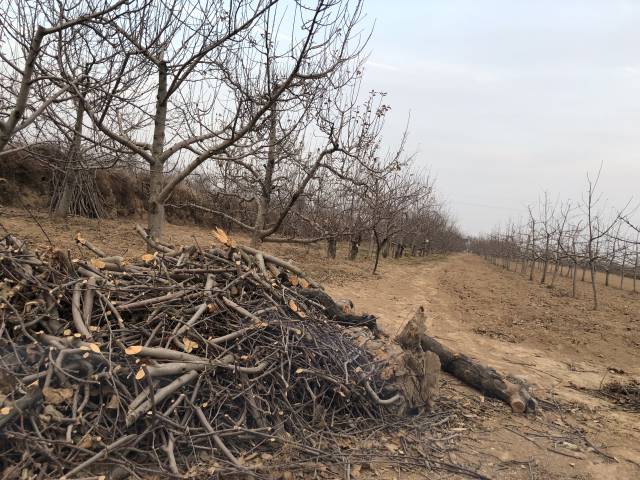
[360,0,640,235]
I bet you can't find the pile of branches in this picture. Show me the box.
[0,227,410,479]
[599,379,640,412]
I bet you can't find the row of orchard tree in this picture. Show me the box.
[470,172,640,309]
[0,0,463,270]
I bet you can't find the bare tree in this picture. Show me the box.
[63,0,368,242]
[0,0,130,152]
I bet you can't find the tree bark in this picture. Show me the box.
[147,59,168,243]
[381,238,390,258]
[252,106,277,246]
[590,261,598,310]
[326,237,337,259]
[54,86,85,218]
[348,234,360,260]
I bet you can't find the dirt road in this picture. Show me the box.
[328,253,640,480]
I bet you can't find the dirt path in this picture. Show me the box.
[327,253,640,480]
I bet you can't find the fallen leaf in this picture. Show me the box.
[287,274,299,286]
[212,227,235,247]
[183,337,199,353]
[43,387,74,405]
[40,404,64,423]
[298,278,310,289]
[106,395,119,409]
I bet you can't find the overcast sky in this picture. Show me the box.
[360,0,640,235]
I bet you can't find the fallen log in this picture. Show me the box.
[397,307,537,413]
[297,288,378,331]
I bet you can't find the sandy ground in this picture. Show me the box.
[2,208,639,479]
[329,254,640,480]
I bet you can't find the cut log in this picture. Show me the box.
[397,307,537,413]
[297,288,378,331]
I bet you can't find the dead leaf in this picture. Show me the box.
[106,395,120,409]
[287,274,299,286]
[43,387,74,405]
[212,227,235,247]
[183,337,199,353]
[39,404,64,423]
[298,278,309,289]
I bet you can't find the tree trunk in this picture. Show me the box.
[529,259,536,282]
[252,199,267,247]
[620,253,627,290]
[540,237,550,284]
[147,59,168,243]
[148,160,165,243]
[252,107,277,247]
[372,233,383,274]
[326,237,337,259]
[397,307,536,413]
[590,261,598,310]
[54,91,85,218]
[572,261,577,298]
[634,249,638,293]
[348,234,360,260]
[381,239,390,258]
